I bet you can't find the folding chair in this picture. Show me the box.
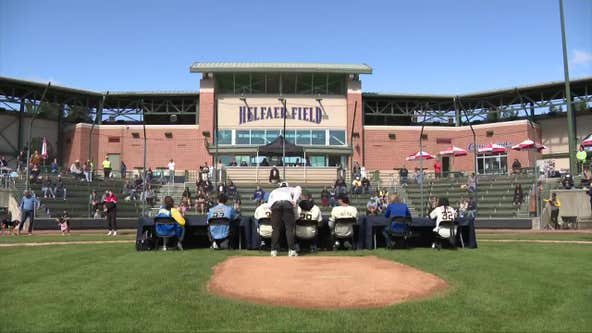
[295,218,319,252]
[382,216,412,249]
[154,216,181,251]
[332,217,357,250]
[433,221,458,250]
[208,217,239,249]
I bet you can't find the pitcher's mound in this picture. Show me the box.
[208,256,447,309]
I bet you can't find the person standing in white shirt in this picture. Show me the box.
[167,159,175,184]
[268,182,301,257]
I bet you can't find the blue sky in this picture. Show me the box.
[1,0,590,94]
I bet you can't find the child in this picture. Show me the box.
[56,210,71,234]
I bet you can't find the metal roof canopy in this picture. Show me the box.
[190,62,373,74]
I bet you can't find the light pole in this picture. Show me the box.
[141,99,147,216]
[278,97,287,180]
[559,0,577,175]
[25,82,51,191]
[457,97,479,218]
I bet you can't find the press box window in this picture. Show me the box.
[236,130,251,145]
[311,130,325,145]
[217,130,232,145]
[329,130,346,146]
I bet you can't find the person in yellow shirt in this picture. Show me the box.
[155,196,186,250]
[102,156,112,179]
[546,192,561,229]
[576,146,587,174]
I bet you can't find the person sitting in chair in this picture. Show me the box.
[328,194,358,250]
[155,196,186,250]
[429,197,458,249]
[382,194,412,248]
[296,190,323,252]
[206,193,239,249]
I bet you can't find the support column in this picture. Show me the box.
[18,98,25,152]
[57,104,64,164]
[347,75,364,169]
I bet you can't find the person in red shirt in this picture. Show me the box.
[434,160,442,178]
[104,190,118,236]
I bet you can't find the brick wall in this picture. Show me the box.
[347,78,364,166]
[363,120,536,172]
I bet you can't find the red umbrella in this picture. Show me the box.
[511,139,546,152]
[478,143,507,154]
[406,151,435,161]
[439,146,468,157]
[582,137,592,147]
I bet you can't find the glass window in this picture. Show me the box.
[235,74,250,95]
[327,74,345,95]
[251,130,265,145]
[313,73,328,95]
[251,73,266,94]
[283,130,295,143]
[266,74,280,94]
[329,130,346,145]
[309,155,326,167]
[236,130,250,145]
[217,129,232,145]
[296,130,311,145]
[215,74,234,94]
[296,73,313,94]
[265,130,280,143]
[311,130,325,145]
[281,74,297,95]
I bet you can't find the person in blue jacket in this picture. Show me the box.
[18,190,40,235]
[155,196,186,250]
[207,193,239,249]
[382,194,412,248]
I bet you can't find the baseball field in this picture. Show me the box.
[1,232,591,332]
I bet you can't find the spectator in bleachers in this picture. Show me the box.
[195,190,207,214]
[466,173,477,193]
[102,156,112,179]
[83,161,92,182]
[351,176,362,195]
[320,187,330,207]
[466,196,477,219]
[252,186,265,205]
[120,161,127,179]
[179,196,190,215]
[434,160,442,178]
[512,159,522,174]
[30,162,41,183]
[233,196,241,213]
[361,177,370,194]
[203,179,213,193]
[240,160,248,167]
[182,187,192,203]
[17,150,27,173]
[334,176,347,195]
[89,190,100,213]
[41,176,55,198]
[512,184,524,208]
[227,181,238,198]
[399,165,409,186]
[54,175,67,200]
[200,162,210,181]
[561,174,574,189]
[167,158,175,184]
[30,150,41,168]
[229,159,238,166]
[217,182,226,195]
[352,161,361,178]
[70,160,84,181]
[414,167,423,185]
[577,146,587,172]
[144,184,155,207]
[366,196,380,216]
[50,158,59,174]
[269,165,280,184]
[146,168,153,183]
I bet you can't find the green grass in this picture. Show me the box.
[477,233,592,241]
[0,232,136,243]
[1,242,591,332]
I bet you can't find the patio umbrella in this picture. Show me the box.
[581,135,592,147]
[406,150,435,161]
[439,146,468,157]
[511,139,546,152]
[478,143,507,154]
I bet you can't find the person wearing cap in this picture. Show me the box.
[268,181,302,256]
[102,156,112,179]
[18,190,39,235]
[296,190,323,252]
[328,194,358,249]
